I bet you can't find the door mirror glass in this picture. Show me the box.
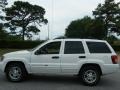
[35,49,45,55]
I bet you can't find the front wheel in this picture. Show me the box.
[5,63,27,82]
[80,66,101,86]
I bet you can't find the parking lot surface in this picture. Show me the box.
[0,68,120,90]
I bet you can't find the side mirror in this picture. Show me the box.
[35,49,47,55]
[35,50,41,55]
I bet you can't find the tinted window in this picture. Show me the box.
[64,41,85,54]
[86,42,111,53]
[38,41,61,54]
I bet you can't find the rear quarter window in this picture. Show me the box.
[86,41,111,53]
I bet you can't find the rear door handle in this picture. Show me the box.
[79,56,86,58]
[52,56,59,59]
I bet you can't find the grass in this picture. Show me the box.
[0,49,22,56]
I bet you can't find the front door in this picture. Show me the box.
[30,41,62,74]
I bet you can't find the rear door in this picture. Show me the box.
[61,40,86,74]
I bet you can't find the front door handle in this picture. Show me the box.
[79,56,86,58]
[52,56,59,59]
[44,64,48,66]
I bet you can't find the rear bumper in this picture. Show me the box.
[102,64,119,75]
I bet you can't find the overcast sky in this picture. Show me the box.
[7,0,119,40]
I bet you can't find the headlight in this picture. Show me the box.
[0,56,4,62]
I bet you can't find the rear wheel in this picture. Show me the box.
[5,63,27,82]
[80,66,100,86]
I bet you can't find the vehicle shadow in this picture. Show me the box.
[25,74,118,87]
[27,74,81,85]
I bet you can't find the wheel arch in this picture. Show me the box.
[4,61,28,74]
[79,63,102,75]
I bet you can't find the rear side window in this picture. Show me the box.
[86,41,111,53]
[64,41,85,54]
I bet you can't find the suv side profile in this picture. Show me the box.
[0,39,119,86]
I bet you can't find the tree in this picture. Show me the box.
[89,18,106,39]
[65,16,91,38]
[0,23,8,40]
[93,0,120,37]
[0,0,8,40]
[5,1,48,40]
[65,16,105,39]
[0,23,22,40]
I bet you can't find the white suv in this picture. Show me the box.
[0,39,119,86]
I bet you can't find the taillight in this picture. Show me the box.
[111,55,118,64]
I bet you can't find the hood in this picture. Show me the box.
[4,50,31,57]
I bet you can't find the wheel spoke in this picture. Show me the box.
[84,70,97,84]
[9,66,22,80]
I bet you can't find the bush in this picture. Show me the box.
[0,40,120,52]
[0,40,44,49]
[111,45,120,52]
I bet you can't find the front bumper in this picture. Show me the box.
[0,62,5,72]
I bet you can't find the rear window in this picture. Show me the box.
[86,41,111,53]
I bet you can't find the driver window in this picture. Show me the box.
[38,41,61,54]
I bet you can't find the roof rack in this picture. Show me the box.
[54,36,67,39]
[54,36,99,40]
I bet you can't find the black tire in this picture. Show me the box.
[5,63,27,82]
[80,66,100,86]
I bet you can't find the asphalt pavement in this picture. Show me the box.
[0,67,120,90]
